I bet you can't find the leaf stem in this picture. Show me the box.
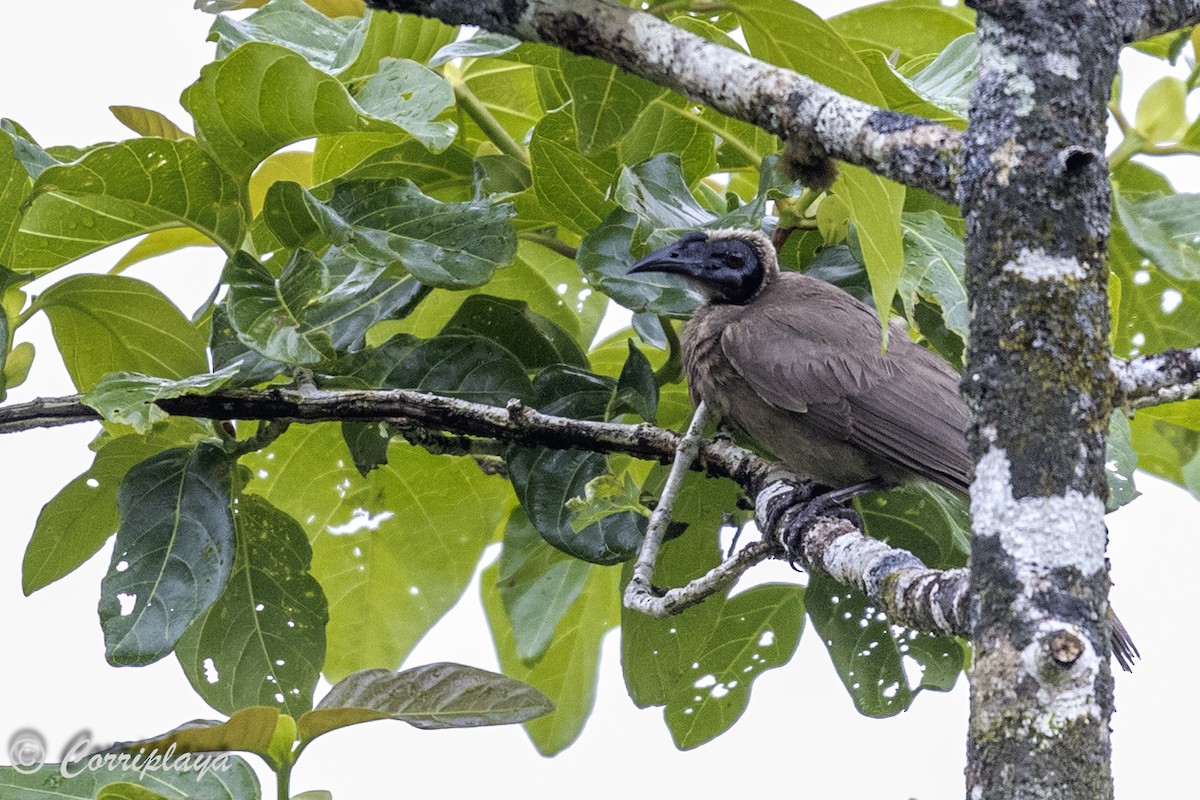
[517,231,578,259]
[652,317,683,385]
[453,82,531,167]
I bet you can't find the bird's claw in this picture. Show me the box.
[770,488,864,568]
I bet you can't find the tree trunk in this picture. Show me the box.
[961,2,1120,796]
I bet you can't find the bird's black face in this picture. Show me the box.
[628,231,764,305]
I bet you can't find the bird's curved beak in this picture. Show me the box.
[628,241,702,278]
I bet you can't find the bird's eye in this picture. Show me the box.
[727,253,744,267]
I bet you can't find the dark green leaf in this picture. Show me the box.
[441,294,587,370]
[176,494,328,718]
[346,332,532,404]
[858,483,971,570]
[210,302,286,386]
[99,443,236,666]
[302,662,553,735]
[37,274,208,391]
[1106,409,1140,511]
[663,584,804,749]
[327,178,517,289]
[507,446,646,565]
[342,420,391,476]
[531,364,616,420]
[496,507,591,661]
[611,339,658,421]
[806,574,964,718]
[225,250,336,365]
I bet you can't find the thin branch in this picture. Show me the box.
[1112,345,1200,409]
[625,402,719,615]
[364,0,963,201]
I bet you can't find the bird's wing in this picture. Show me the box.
[719,277,972,490]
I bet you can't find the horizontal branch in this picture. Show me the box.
[2,385,969,636]
[365,0,963,201]
[1112,345,1200,409]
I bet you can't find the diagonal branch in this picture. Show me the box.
[365,0,963,201]
[1124,1,1200,41]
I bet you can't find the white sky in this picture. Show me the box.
[0,2,1197,799]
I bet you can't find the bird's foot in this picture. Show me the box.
[760,481,877,571]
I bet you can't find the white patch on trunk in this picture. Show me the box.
[970,447,1105,572]
[1002,248,1087,282]
[1021,621,1103,727]
[1044,53,1080,80]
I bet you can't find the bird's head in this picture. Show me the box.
[628,228,778,305]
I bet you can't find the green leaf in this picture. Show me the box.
[83,365,241,435]
[663,584,805,749]
[496,506,591,661]
[109,105,192,140]
[611,339,658,421]
[904,34,977,120]
[529,107,619,235]
[243,423,512,680]
[210,302,286,386]
[337,9,457,79]
[299,662,553,739]
[899,210,969,341]
[225,250,336,365]
[1114,191,1200,281]
[481,559,621,756]
[326,178,517,289]
[830,1,973,62]
[507,446,645,564]
[99,443,236,666]
[176,494,328,718]
[210,0,358,69]
[429,31,521,66]
[114,227,216,272]
[0,129,35,264]
[97,784,172,800]
[1108,216,1200,359]
[565,472,650,532]
[182,42,454,181]
[806,574,964,717]
[1106,409,1140,511]
[1129,402,1200,499]
[440,294,587,370]
[0,758,260,800]
[858,483,971,570]
[561,52,664,154]
[37,274,208,391]
[735,0,883,104]
[23,435,173,595]
[113,706,282,762]
[11,138,245,274]
[341,420,391,476]
[836,165,907,337]
[1134,76,1189,143]
[345,332,533,403]
[354,59,457,152]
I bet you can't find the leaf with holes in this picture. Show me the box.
[99,443,236,666]
[176,494,328,718]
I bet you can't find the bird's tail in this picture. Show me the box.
[1109,607,1140,672]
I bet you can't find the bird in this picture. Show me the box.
[629,227,1139,671]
